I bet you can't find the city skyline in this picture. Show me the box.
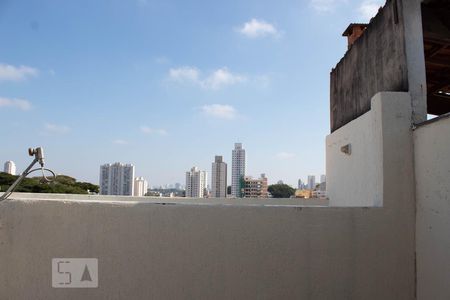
[0,0,382,186]
[1,156,326,190]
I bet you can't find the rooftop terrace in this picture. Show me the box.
[1,0,450,299]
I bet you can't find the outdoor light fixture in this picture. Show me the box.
[341,144,351,155]
[0,147,56,201]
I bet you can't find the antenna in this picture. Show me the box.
[0,147,56,201]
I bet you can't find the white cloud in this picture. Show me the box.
[358,0,383,21]
[238,19,279,38]
[140,126,168,136]
[310,0,347,13]
[276,152,296,160]
[44,123,70,134]
[201,104,237,120]
[168,66,200,82]
[0,97,32,110]
[113,139,128,145]
[168,66,246,90]
[202,68,246,90]
[0,63,38,81]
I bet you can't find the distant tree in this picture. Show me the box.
[0,172,99,195]
[75,182,100,194]
[0,172,17,192]
[268,184,295,198]
[53,175,77,185]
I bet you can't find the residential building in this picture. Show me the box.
[99,163,135,196]
[320,174,326,184]
[231,143,246,198]
[211,156,227,198]
[242,174,268,198]
[3,161,16,175]
[185,167,207,198]
[134,177,148,197]
[307,175,316,190]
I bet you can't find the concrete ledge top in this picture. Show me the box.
[414,112,450,129]
[1,192,330,207]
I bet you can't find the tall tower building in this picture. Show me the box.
[3,161,16,175]
[231,143,246,198]
[99,163,135,196]
[307,175,316,190]
[185,167,207,198]
[320,174,326,184]
[211,156,227,198]
[134,177,148,197]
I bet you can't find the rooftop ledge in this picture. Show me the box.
[2,192,329,207]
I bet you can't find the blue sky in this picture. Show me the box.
[0,0,383,186]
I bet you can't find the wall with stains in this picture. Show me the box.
[330,0,409,132]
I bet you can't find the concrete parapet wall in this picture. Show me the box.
[415,115,450,300]
[0,195,415,299]
[326,92,414,207]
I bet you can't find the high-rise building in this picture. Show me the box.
[211,156,227,198]
[242,174,268,198]
[3,161,16,175]
[231,143,246,198]
[319,174,327,191]
[185,167,207,198]
[134,177,148,197]
[307,175,316,190]
[298,179,305,189]
[99,163,135,196]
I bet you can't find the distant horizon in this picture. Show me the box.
[3,148,326,188]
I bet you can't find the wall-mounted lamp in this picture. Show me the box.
[341,144,351,155]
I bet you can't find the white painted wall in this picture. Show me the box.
[326,105,382,206]
[415,115,450,300]
[326,92,413,207]
[0,194,415,300]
